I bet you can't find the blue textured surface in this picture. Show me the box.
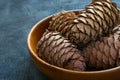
[0,0,120,80]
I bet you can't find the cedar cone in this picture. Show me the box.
[83,25,120,69]
[37,31,86,71]
[48,0,119,48]
[49,11,76,33]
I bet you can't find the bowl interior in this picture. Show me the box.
[28,17,51,54]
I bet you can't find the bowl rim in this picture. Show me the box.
[27,10,120,74]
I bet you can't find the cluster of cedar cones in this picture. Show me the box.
[37,0,120,71]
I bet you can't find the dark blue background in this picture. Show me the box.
[0,0,120,80]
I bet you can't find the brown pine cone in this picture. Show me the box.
[83,25,120,69]
[71,0,119,46]
[49,0,119,48]
[37,31,86,71]
[49,11,76,33]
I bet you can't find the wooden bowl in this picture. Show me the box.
[27,10,120,80]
